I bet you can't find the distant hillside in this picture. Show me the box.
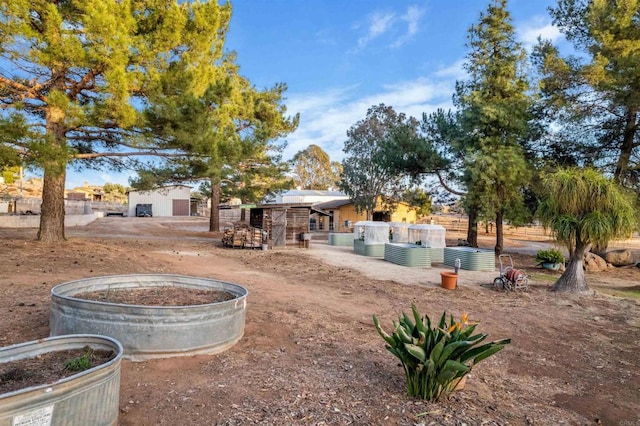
[0,178,44,199]
[0,178,126,203]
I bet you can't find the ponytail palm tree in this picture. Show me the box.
[538,169,637,293]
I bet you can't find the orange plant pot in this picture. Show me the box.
[440,271,458,289]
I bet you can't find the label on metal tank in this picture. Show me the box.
[12,405,54,426]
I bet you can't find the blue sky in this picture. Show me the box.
[66,0,565,189]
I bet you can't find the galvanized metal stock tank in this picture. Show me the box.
[0,334,123,426]
[50,274,248,361]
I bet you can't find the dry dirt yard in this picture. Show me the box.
[1,217,639,426]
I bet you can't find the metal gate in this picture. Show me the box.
[271,209,287,247]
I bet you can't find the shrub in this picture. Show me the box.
[534,248,566,265]
[373,305,510,401]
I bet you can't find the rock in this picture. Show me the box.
[604,249,635,267]
[584,252,607,272]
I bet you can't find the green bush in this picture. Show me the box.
[534,248,566,265]
[373,305,510,401]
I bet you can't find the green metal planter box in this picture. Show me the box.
[353,239,385,257]
[328,233,354,246]
[443,247,495,271]
[384,243,431,267]
[427,247,444,263]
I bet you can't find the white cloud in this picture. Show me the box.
[432,58,467,81]
[283,74,456,163]
[517,16,562,50]
[355,5,425,51]
[369,12,395,37]
[98,171,135,186]
[391,5,425,48]
[357,11,396,49]
[315,29,337,46]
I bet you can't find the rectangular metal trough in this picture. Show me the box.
[384,243,431,267]
[353,239,385,257]
[428,247,444,263]
[443,247,495,271]
[328,233,355,246]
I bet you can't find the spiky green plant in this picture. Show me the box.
[373,305,510,401]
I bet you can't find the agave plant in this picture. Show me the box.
[373,305,510,401]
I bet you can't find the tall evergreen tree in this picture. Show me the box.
[0,0,233,241]
[378,1,532,253]
[454,0,532,254]
[533,0,640,191]
[133,62,298,232]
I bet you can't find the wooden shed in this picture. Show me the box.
[249,203,329,247]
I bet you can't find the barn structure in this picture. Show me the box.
[127,185,192,217]
[249,203,330,247]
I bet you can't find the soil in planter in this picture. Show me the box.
[73,287,236,306]
[0,347,115,394]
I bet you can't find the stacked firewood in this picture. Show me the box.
[222,225,264,249]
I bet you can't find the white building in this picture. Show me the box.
[273,190,349,204]
[127,185,192,217]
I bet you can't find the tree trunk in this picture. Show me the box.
[614,107,637,186]
[209,179,220,232]
[38,168,67,242]
[466,209,478,247]
[551,242,590,293]
[494,210,503,256]
[38,107,67,243]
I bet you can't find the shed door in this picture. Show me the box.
[172,199,190,216]
[272,209,287,247]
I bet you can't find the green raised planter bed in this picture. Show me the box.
[428,247,444,263]
[328,233,354,246]
[354,239,385,257]
[384,243,431,267]
[443,247,495,271]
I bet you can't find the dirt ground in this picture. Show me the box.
[1,217,639,426]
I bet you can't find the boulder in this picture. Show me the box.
[604,249,635,267]
[584,252,608,272]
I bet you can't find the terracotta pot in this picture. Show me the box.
[440,271,458,289]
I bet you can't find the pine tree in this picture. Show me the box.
[0,0,233,241]
[534,0,640,192]
[454,0,532,254]
[135,61,298,232]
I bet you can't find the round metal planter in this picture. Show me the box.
[0,334,122,426]
[50,274,248,361]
